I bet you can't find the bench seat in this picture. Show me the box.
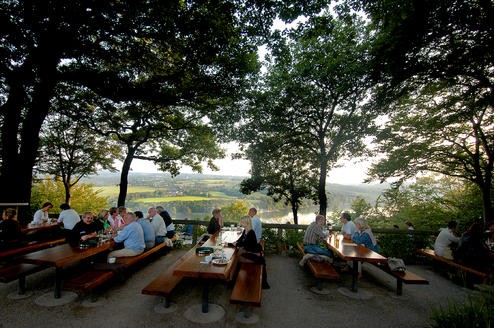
[296,242,340,281]
[141,262,183,308]
[0,238,66,262]
[371,262,429,296]
[0,263,48,294]
[417,249,489,283]
[116,241,167,267]
[230,262,263,307]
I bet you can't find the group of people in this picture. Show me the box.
[207,207,269,289]
[434,220,493,273]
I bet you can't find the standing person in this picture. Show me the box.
[340,212,356,239]
[31,202,53,225]
[108,212,145,259]
[303,214,332,257]
[148,207,166,244]
[249,207,262,243]
[68,211,103,246]
[57,203,80,230]
[135,210,155,249]
[207,208,223,234]
[0,208,21,249]
[352,217,379,253]
[434,220,460,259]
[156,205,175,239]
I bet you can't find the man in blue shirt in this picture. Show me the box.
[108,212,145,259]
[135,210,155,249]
[249,207,262,243]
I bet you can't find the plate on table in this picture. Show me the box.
[196,246,214,255]
[211,258,228,266]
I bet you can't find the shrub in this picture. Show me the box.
[377,233,430,263]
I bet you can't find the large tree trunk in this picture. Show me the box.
[318,161,328,216]
[291,202,299,225]
[480,177,494,226]
[117,148,135,207]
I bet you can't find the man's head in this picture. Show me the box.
[248,208,257,217]
[340,212,351,223]
[148,207,157,218]
[447,220,457,230]
[82,211,94,224]
[118,206,127,216]
[125,212,137,224]
[315,214,326,226]
[156,205,165,213]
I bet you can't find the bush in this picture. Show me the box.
[377,233,430,263]
[428,287,493,328]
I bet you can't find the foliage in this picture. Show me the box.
[30,176,110,218]
[360,0,494,224]
[370,176,484,232]
[428,288,493,328]
[237,8,381,217]
[376,233,430,263]
[220,200,250,223]
[351,196,372,218]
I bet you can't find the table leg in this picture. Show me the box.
[351,260,359,292]
[202,281,210,313]
[54,267,62,298]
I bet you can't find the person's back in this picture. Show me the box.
[249,208,262,243]
[136,211,155,249]
[434,221,460,259]
[57,204,80,230]
[0,208,21,249]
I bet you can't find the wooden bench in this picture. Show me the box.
[296,242,339,291]
[417,248,489,283]
[0,238,66,262]
[141,262,183,309]
[0,263,49,294]
[63,241,169,300]
[370,262,429,296]
[230,262,263,319]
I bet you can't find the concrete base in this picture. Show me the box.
[183,303,225,323]
[81,298,106,307]
[337,287,373,300]
[7,291,33,300]
[235,311,260,324]
[154,302,178,314]
[35,291,78,307]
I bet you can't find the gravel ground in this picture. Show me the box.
[0,250,481,328]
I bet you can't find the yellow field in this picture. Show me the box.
[95,186,157,197]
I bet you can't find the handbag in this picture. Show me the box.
[387,257,406,272]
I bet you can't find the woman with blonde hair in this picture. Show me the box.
[207,208,223,234]
[352,217,379,253]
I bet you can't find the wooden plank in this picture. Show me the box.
[0,263,47,283]
[417,249,488,280]
[296,242,340,280]
[0,238,66,260]
[63,270,115,293]
[116,241,167,267]
[371,263,429,284]
[141,264,183,297]
[230,262,262,307]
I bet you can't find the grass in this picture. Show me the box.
[95,186,157,196]
[134,195,229,203]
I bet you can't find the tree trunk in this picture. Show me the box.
[318,161,328,216]
[291,202,299,225]
[481,178,494,226]
[117,148,135,207]
[63,180,72,205]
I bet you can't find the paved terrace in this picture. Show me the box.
[0,249,486,328]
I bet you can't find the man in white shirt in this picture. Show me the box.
[148,207,166,244]
[340,212,356,239]
[249,207,262,243]
[434,220,460,259]
[57,203,80,230]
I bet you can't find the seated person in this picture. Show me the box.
[57,203,80,231]
[108,212,145,259]
[340,212,356,239]
[156,205,176,239]
[233,215,269,289]
[135,210,155,249]
[351,217,379,253]
[31,202,53,225]
[68,211,103,246]
[148,207,166,244]
[454,222,491,272]
[0,208,21,250]
[97,209,112,232]
[303,214,332,257]
[434,220,460,260]
[207,208,223,235]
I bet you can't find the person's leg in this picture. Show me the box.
[108,248,142,259]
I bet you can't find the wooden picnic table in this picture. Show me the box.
[173,229,240,313]
[21,221,61,234]
[20,240,114,298]
[326,234,387,293]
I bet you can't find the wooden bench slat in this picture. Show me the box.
[417,249,489,281]
[116,242,167,267]
[296,242,340,280]
[63,270,115,292]
[0,238,66,261]
[141,263,183,297]
[230,262,262,307]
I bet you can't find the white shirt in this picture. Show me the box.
[150,214,166,237]
[434,228,460,257]
[57,209,81,230]
[251,215,262,243]
[341,221,356,236]
[31,209,49,225]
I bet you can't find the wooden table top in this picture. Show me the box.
[326,234,387,264]
[173,230,241,280]
[20,241,114,268]
[21,222,61,234]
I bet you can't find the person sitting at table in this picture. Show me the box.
[156,205,176,240]
[31,202,53,225]
[233,215,270,289]
[107,206,118,227]
[434,220,460,260]
[97,209,112,232]
[207,208,223,235]
[135,210,155,249]
[68,211,103,246]
[352,217,379,253]
[57,203,80,231]
[0,208,21,250]
[148,207,167,244]
[454,222,491,273]
[303,214,332,257]
[340,212,356,239]
[108,212,145,259]
[111,206,126,231]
